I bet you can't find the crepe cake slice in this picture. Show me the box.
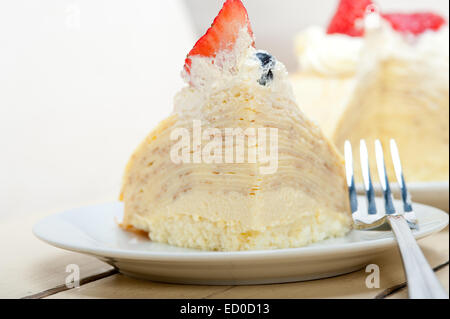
[120,0,352,251]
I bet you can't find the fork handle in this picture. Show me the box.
[388,215,448,299]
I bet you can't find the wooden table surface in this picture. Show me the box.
[0,211,448,299]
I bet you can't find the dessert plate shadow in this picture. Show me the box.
[33,197,448,285]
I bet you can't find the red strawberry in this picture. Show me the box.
[382,13,446,35]
[327,0,373,37]
[184,0,254,74]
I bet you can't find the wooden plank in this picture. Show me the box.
[46,227,448,299]
[208,227,448,299]
[45,274,232,299]
[386,264,449,299]
[0,212,113,298]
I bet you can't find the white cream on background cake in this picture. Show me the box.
[290,0,449,182]
[120,0,351,251]
[291,26,360,137]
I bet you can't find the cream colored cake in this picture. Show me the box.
[120,0,351,251]
[334,23,449,182]
[291,18,449,182]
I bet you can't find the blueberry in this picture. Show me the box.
[258,69,273,86]
[255,51,275,86]
[256,52,273,67]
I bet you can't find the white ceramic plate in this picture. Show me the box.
[357,181,449,212]
[33,197,448,285]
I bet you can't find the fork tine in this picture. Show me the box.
[374,140,396,215]
[346,140,386,229]
[390,139,418,229]
[360,140,377,215]
[390,139,412,212]
[344,140,358,214]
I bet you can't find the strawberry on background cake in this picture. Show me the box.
[290,0,449,183]
[120,0,352,251]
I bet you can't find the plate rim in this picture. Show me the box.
[33,199,449,262]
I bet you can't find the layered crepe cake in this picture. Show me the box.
[290,0,449,182]
[120,0,352,251]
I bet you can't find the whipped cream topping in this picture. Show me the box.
[416,27,449,68]
[361,20,449,72]
[175,28,294,115]
[181,29,257,89]
[295,22,449,77]
[352,19,448,113]
[294,26,363,76]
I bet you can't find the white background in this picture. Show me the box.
[0,0,448,219]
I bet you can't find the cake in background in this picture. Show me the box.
[120,0,351,251]
[290,0,449,182]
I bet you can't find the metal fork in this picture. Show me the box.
[345,139,447,299]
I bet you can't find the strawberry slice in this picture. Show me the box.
[327,0,373,37]
[326,0,446,37]
[382,12,446,35]
[184,0,254,74]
